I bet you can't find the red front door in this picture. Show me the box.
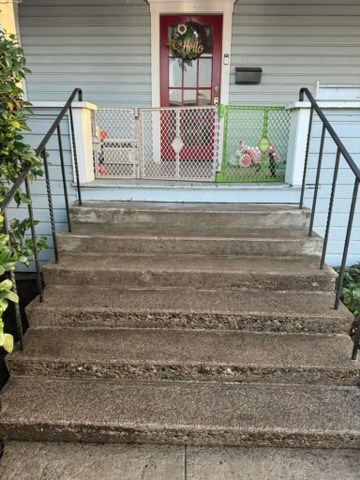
[159,15,222,172]
[160,15,223,107]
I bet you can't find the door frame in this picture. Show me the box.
[147,0,236,108]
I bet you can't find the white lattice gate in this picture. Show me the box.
[93,106,220,181]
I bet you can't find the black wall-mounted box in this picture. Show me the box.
[235,67,262,84]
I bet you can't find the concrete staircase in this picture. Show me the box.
[0,202,359,450]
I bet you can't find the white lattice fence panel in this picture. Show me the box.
[92,108,138,178]
[139,106,219,181]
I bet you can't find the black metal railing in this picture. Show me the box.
[0,88,83,348]
[299,88,360,360]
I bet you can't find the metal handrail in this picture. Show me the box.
[0,88,83,348]
[299,87,360,360]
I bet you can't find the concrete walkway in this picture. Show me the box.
[0,442,359,479]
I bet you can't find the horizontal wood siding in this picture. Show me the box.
[304,109,360,266]
[19,0,151,107]
[20,1,360,107]
[230,0,360,105]
[7,108,78,270]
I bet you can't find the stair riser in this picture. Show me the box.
[1,424,359,450]
[7,360,358,386]
[58,236,322,257]
[26,309,352,335]
[70,208,311,230]
[43,269,335,292]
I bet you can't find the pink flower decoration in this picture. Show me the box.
[241,154,252,168]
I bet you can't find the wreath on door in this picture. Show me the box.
[168,22,207,69]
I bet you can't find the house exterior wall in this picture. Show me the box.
[304,107,360,266]
[19,0,360,108]
[229,0,360,105]
[18,0,151,107]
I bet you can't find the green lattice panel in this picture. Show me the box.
[217,106,291,183]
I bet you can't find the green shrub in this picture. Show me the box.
[335,262,360,318]
[0,30,47,352]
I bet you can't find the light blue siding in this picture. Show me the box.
[303,109,360,266]
[19,0,151,107]
[230,0,360,105]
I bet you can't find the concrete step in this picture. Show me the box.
[58,224,322,257]
[43,254,336,291]
[27,286,353,334]
[1,377,360,448]
[70,202,311,229]
[1,442,360,480]
[6,328,358,385]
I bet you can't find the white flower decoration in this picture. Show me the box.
[177,24,187,35]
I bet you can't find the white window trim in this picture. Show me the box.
[147,0,236,107]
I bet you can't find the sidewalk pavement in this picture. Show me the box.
[0,442,359,479]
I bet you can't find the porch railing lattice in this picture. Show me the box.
[92,108,138,179]
[217,106,291,183]
[93,106,219,182]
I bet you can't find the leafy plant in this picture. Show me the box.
[0,32,43,188]
[0,216,18,353]
[0,30,47,352]
[335,262,360,318]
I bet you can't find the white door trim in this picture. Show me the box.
[147,0,236,107]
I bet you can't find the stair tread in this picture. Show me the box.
[45,253,334,275]
[57,225,322,258]
[59,224,319,241]
[1,378,360,447]
[74,202,305,213]
[70,203,310,229]
[28,286,350,318]
[9,328,357,370]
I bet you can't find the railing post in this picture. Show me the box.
[57,124,72,232]
[335,178,359,309]
[308,124,326,237]
[68,101,97,191]
[285,103,312,192]
[42,147,59,264]
[69,106,82,206]
[299,106,313,209]
[320,147,341,269]
[25,178,43,303]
